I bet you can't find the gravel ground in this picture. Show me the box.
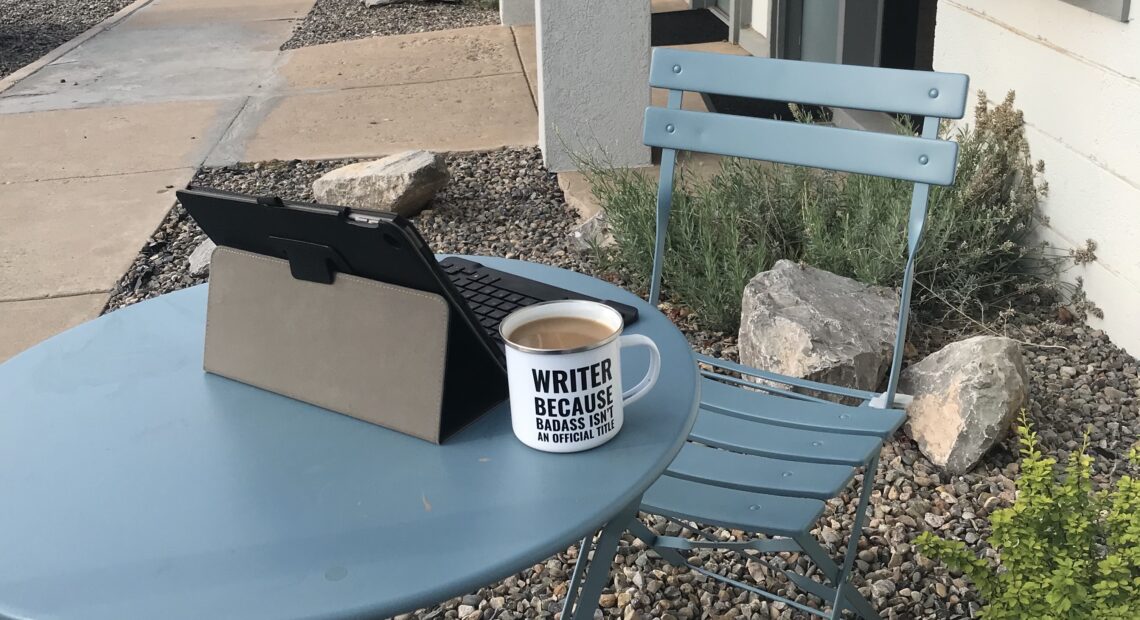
[281,0,499,51]
[0,0,134,79]
[103,147,1139,619]
[103,148,588,311]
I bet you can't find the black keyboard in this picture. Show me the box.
[439,257,639,347]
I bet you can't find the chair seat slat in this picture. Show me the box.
[643,475,824,537]
[650,48,968,118]
[690,409,882,466]
[701,378,906,437]
[644,107,958,185]
[667,443,856,500]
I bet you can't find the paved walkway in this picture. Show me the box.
[0,0,539,361]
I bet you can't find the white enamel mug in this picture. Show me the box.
[499,300,661,453]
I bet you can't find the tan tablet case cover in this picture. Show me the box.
[204,247,451,443]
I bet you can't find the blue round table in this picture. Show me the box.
[0,258,699,620]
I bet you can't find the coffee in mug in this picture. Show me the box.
[499,300,661,453]
[506,316,614,350]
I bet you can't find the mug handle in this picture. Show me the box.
[619,334,661,407]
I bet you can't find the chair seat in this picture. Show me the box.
[642,474,824,538]
[700,377,906,437]
[691,408,884,466]
[666,443,856,500]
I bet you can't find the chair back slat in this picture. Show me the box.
[650,48,969,118]
[643,107,958,186]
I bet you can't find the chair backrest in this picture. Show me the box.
[643,48,968,404]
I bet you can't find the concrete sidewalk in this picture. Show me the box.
[0,0,539,362]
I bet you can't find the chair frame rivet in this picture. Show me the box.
[918,155,930,165]
[928,88,939,98]
[666,124,675,134]
[672,64,682,74]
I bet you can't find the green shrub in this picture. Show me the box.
[585,91,1050,334]
[916,414,1140,619]
[584,161,807,331]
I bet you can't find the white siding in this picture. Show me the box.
[750,0,770,38]
[935,0,1140,354]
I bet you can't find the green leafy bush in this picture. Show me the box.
[916,414,1140,619]
[586,92,1050,333]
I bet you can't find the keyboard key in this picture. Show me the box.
[488,309,507,320]
[479,285,497,294]
[460,289,478,299]
[485,299,503,308]
[475,306,494,316]
[471,294,490,304]
[479,318,497,328]
[481,276,500,285]
[468,272,486,281]
[505,293,523,303]
[451,277,470,288]
[491,289,510,299]
[498,302,519,312]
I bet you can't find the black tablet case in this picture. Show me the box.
[179,188,507,443]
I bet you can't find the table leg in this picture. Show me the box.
[560,497,641,620]
[560,536,590,616]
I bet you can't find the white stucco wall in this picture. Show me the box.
[535,0,651,172]
[935,0,1140,354]
[500,0,534,26]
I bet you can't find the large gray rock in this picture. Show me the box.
[188,238,216,276]
[900,335,1028,474]
[311,151,449,218]
[738,260,899,393]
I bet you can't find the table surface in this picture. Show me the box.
[0,257,699,620]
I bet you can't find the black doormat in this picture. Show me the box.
[651,9,727,47]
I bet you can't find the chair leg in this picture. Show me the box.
[561,498,641,620]
[793,455,882,620]
[834,455,881,620]
[560,536,591,617]
[791,535,841,584]
[793,535,880,620]
[626,515,689,567]
[835,582,882,620]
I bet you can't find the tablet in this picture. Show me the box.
[178,187,508,437]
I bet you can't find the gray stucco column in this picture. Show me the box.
[499,0,534,26]
[535,0,651,172]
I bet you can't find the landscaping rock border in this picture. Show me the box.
[281,0,499,51]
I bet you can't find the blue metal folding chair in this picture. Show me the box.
[630,49,969,619]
